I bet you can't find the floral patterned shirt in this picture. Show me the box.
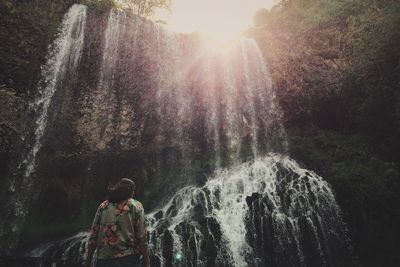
[88,198,148,259]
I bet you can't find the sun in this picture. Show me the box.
[154,0,274,43]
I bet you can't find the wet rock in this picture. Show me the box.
[162,230,174,267]
[153,210,163,220]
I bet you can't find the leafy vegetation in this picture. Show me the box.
[82,0,170,17]
[80,0,119,12]
[0,0,77,93]
[249,0,400,265]
[120,0,171,17]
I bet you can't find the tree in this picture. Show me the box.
[85,0,171,18]
[120,0,171,17]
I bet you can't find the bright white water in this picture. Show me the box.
[147,154,352,266]
[22,4,87,178]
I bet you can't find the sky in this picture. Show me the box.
[154,0,275,42]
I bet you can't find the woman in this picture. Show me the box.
[84,178,151,267]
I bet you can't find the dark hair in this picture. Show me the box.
[107,178,135,203]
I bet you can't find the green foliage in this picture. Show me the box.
[340,2,400,152]
[249,0,400,265]
[288,129,400,266]
[82,0,171,17]
[0,0,77,93]
[249,0,400,158]
[122,0,171,18]
[81,0,119,12]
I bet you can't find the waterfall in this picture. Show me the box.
[154,24,192,164]
[29,155,353,267]
[241,39,260,158]
[90,9,124,149]
[27,232,88,261]
[24,7,354,267]
[0,4,88,253]
[146,154,353,267]
[22,4,87,178]
[78,9,286,163]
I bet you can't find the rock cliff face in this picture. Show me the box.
[1,3,288,252]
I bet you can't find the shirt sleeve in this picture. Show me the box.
[88,205,102,248]
[135,202,148,246]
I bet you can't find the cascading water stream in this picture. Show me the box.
[25,7,353,267]
[0,4,87,253]
[22,4,87,178]
[90,9,123,149]
[202,49,222,168]
[241,39,260,158]
[147,154,353,267]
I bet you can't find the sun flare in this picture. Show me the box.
[154,0,274,43]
